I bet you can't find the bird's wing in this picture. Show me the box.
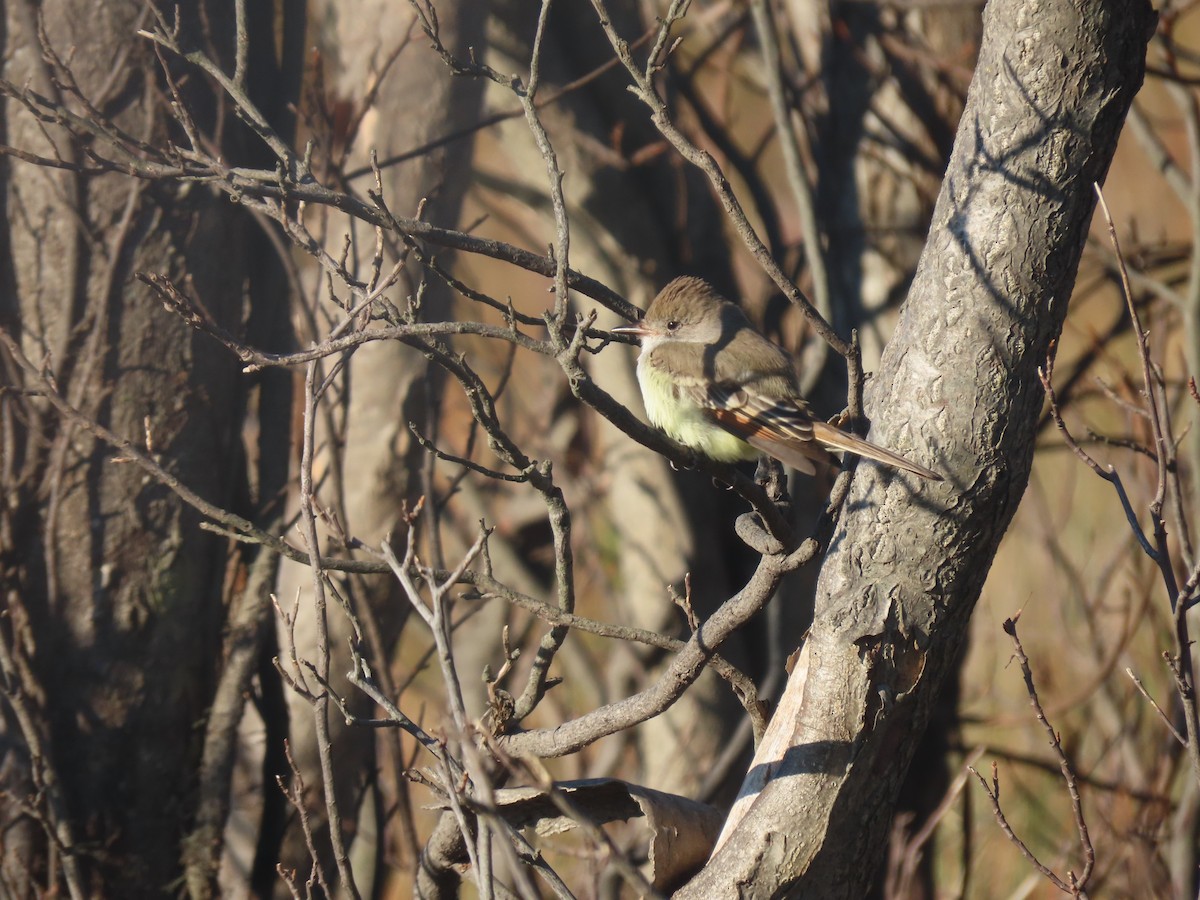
[703,386,942,480]
[706,385,815,442]
[646,338,941,479]
[700,385,830,475]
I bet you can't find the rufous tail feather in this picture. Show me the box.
[743,433,823,475]
[810,421,942,481]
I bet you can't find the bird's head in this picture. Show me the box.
[612,276,739,352]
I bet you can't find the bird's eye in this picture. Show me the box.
[666,320,680,331]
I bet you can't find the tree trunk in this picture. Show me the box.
[0,1,264,893]
[678,0,1152,893]
[796,3,981,893]
[269,0,486,892]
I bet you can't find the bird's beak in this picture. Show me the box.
[612,322,650,340]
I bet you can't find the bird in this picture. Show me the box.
[611,276,941,481]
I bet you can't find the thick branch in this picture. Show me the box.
[680,0,1152,892]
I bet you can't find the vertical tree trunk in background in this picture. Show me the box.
[790,3,982,891]
[484,0,750,801]
[678,0,1152,893]
[796,0,978,367]
[0,1,262,893]
[270,1,486,891]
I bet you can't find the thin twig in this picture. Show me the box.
[1003,613,1094,891]
[969,761,1080,896]
[296,356,360,898]
[492,539,817,759]
[0,613,85,900]
[749,0,831,393]
[585,0,849,358]
[512,756,663,900]
[1094,185,1181,602]
[1039,346,1157,560]
[520,0,572,331]
[1094,184,1200,789]
[1126,667,1188,745]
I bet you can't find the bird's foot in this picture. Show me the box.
[668,450,699,472]
[827,408,853,430]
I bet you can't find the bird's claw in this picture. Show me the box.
[827,408,853,429]
[669,450,699,472]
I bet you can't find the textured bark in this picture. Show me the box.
[677,0,1152,894]
[0,1,256,894]
[790,5,981,893]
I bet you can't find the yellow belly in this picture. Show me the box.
[637,360,758,463]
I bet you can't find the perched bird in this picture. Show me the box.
[612,276,941,480]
